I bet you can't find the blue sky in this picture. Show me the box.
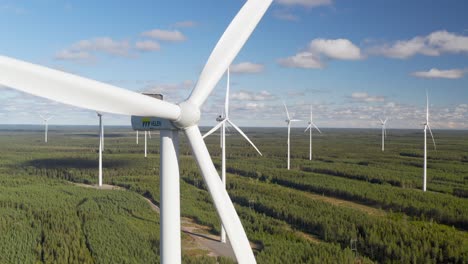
[0,0,467,129]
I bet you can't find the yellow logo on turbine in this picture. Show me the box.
[142,117,151,127]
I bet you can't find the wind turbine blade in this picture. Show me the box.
[186,0,272,108]
[304,124,311,133]
[202,120,226,139]
[379,118,384,124]
[426,90,429,123]
[283,101,291,120]
[184,126,256,263]
[225,68,230,119]
[0,56,181,120]
[39,114,45,120]
[227,119,262,156]
[427,125,436,150]
[312,122,322,134]
[310,105,313,122]
[290,119,301,122]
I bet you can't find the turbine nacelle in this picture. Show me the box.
[216,115,226,122]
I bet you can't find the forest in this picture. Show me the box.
[0,125,467,263]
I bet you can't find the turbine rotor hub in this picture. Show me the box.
[173,101,201,129]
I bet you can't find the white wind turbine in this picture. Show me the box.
[144,131,148,157]
[379,117,388,151]
[283,102,301,170]
[423,91,436,192]
[39,114,52,143]
[97,112,104,187]
[203,67,262,244]
[304,105,321,160]
[0,1,272,263]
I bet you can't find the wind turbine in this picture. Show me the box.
[423,91,436,192]
[144,131,148,157]
[304,105,321,160]
[136,130,139,144]
[379,118,388,151]
[97,112,103,187]
[39,115,52,143]
[203,67,262,243]
[0,1,272,263]
[283,102,301,170]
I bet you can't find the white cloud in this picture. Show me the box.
[276,0,332,8]
[427,31,468,54]
[55,37,130,61]
[309,38,363,60]
[279,38,362,69]
[230,62,265,74]
[278,52,323,69]
[141,29,186,42]
[371,30,468,59]
[135,40,161,52]
[231,90,276,101]
[173,21,197,28]
[411,68,466,79]
[351,92,385,103]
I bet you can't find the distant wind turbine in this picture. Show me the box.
[423,91,436,192]
[304,105,321,160]
[283,102,301,170]
[97,112,104,187]
[39,114,53,143]
[379,118,388,151]
[203,67,262,243]
[145,131,148,157]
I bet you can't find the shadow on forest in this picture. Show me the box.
[23,157,130,169]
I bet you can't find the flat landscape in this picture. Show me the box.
[0,125,467,263]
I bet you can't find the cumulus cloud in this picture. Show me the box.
[411,68,467,79]
[230,62,265,74]
[309,39,363,60]
[231,90,276,101]
[350,92,385,103]
[141,29,186,42]
[55,37,130,61]
[279,38,362,69]
[276,0,332,8]
[278,52,323,68]
[370,30,468,59]
[135,40,161,52]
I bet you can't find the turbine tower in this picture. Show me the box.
[283,102,301,170]
[304,105,321,160]
[203,67,262,243]
[423,91,436,192]
[97,112,103,187]
[136,130,139,144]
[0,1,273,263]
[145,131,148,157]
[39,115,52,143]
[379,118,388,151]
